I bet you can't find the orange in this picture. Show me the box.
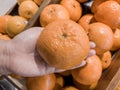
[90,81,98,90]
[18,0,39,20]
[115,0,120,4]
[94,0,120,29]
[59,70,71,76]
[53,74,64,90]
[26,73,56,90]
[62,86,79,90]
[91,0,107,13]
[55,75,64,87]
[77,0,88,3]
[88,22,114,55]
[6,16,28,37]
[0,34,11,40]
[98,51,112,70]
[37,19,90,69]
[73,79,98,90]
[10,74,23,79]
[34,0,44,6]
[91,0,120,13]
[60,0,82,22]
[71,55,102,85]
[0,15,11,34]
[40,4,70,27]
[111,28,120,51]
[17,0,33,5]
[78,14,94,33]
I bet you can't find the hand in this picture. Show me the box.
[6,27,96,77]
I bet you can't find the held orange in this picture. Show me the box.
[37,19,90,69]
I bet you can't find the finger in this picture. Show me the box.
[54,60,86,73]
[87,49,96,57]
[90,41,96,49]
[69,60,86,69]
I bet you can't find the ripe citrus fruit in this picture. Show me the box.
[77,0,88,3]
[88,22,114,55]
[6,16,28,37]
[33,0,44,6]
[56,75,64,87]
[73,79,98,90]
[111,28,120,51]
[0,34,11,40]
[17,0,33,5]
[78,14,93,33]
[26,73,56,90]
[91,0,106,13]
[18,0,39,20]
[98,51,112,70]
[37,19,90,69]
[40,4,70,27]
[116,0,120,4]
[94,0,120,29]
[59,70,71,76]
[10,74,23,79]
[60,0,82,22]
[90,81,98,90]
[0,15,11,34]
[71,55,102,85]
[62,86,79,90]
[53,75,64,90]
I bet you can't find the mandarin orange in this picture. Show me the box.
[60,0,82,22]
[37,19,90,69]
[0,15,11,34]
[40,4,70,27]
[71,55,102,85]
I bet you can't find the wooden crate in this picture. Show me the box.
[95,50,120,90]
[3,0,120,90]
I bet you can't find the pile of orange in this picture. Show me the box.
[2,0,120,90]
[0,0,41,38]
[30,0,119,89]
